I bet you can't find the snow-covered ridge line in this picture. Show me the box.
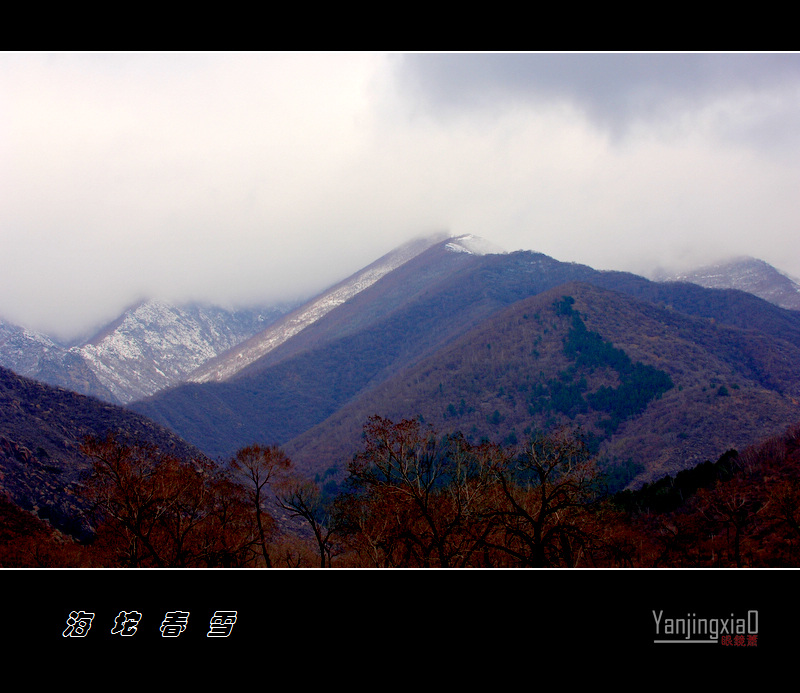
[188,234,486,384]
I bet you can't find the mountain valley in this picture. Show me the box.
[3,233,800,567]
[127,237,800,490]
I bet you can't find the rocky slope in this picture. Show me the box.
[0,300,290,404]
[78,300,289,403]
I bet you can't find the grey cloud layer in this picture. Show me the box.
[395,53,800,138]
[2,52,799,340]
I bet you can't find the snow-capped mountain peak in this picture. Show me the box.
[0,300,290,404]
[78,300,288,402]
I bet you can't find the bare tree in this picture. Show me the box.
[339,416,498,567]
[278,479,340,567]
[80,433,255,567]
[229,444,291,568]
[484,428,604,567]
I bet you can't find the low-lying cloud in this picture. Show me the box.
[2,52,799,340]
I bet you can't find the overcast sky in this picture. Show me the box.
[3,52,800,340]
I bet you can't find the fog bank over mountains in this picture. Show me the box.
[2,232,799,409]
[3,53,799,340]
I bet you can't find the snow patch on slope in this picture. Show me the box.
[445,234,505,256]
[79,300,285,402]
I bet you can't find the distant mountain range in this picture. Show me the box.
[126,236,800,491]
[4,243,795,411]
[655,256,800,311]
[0,233,489,405]
[3,233,800,555]
[3,235,800,497]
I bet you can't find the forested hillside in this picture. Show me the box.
[4,409,800,568]
[131,246,800,486]
[285,282,800,487]
[4,241,800,568]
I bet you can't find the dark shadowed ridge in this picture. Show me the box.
[0,365,207,537]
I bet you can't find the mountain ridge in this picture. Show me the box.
[4,238,795,408]
[131,243,800,484]
[281,280,800,485]
[186,233,500,384]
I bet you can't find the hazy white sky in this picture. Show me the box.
[2,52,800,340]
